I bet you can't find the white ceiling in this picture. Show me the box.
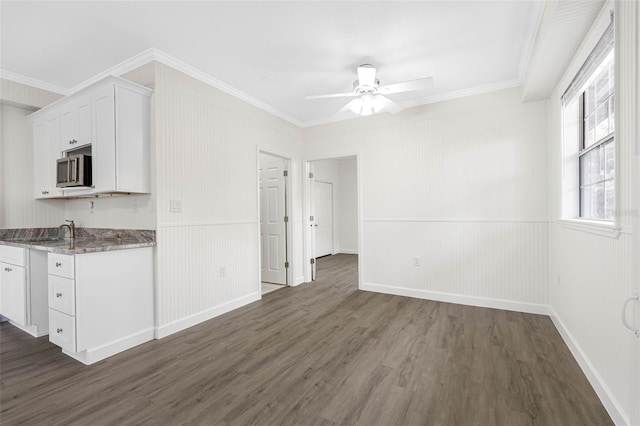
[1,1,545,126]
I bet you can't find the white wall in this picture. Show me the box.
[311,157,358,254]
[337,158,358,253]
[0,103,65,228]
[153,63,304,336]
[304,87,549,312]
[546,2,639,424]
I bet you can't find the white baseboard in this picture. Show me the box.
[549,308,629,426]
[156,292,261,339]
[337,249,358,255]
[293,276,305,286]
[62,327,155,365]
[360,282,550,315]
[8,321,48,338]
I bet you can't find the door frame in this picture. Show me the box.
[303,153,363,290]
[257,147,293,294]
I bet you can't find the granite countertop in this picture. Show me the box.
[0,228,156,255]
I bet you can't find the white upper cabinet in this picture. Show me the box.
[33,113,63,199]
[60,95,91,151]
[31,76,152,198]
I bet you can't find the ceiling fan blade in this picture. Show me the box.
[357,64,377,87]
[334,99,360,116]
[305,92,357,100]
[377,77,434,95]
[374,95,403,114]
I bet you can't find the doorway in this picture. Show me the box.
[314,181,333,257]
[307,156,359,283]
[259,152,289,295]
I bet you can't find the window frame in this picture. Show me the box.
[576,51,615,222]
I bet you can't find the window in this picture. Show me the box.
[578,51,614,220]
[562,22,615,222]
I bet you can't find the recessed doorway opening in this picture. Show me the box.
[258,151,290,295]
[307,156,359,284]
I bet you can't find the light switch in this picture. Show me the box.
[170,200,182,213]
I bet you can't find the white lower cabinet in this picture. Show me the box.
[0,262,27,326]
[0,246,48,336]
[47,247,154,365]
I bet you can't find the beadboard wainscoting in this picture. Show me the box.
[361,219,549,312]
[152,62,304,336]
[155,223,260,337]
[304,87,550,310]
[545,2,639,424]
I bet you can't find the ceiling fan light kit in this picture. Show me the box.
[305,64,434,117]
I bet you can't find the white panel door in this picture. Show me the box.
[314,181,333,257]
[260,156,286,284]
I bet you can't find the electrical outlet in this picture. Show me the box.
[170,200,182,213]
[219,266,226,278]
[413,256,420,266]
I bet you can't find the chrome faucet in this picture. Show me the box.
[59,220,76,239]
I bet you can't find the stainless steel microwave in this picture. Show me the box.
[56,154,92,188]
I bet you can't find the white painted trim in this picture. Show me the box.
[7,320,48,338]
[363,218,547,224]
[518,0,546,82]
[68,48,158,93]
[4,47,535,129]
[151,49,304,127]
[360,282,550,316]
[158,220,257,228]
[337,249,358,255]
[549,307,629,426]
[401,78,523,109]
[62,327,155,365]
[0,69,69,95]
[156,292,260,338]
[557,218,622,238]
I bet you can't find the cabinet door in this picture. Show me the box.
[33,114,62,199]
[92,87,116,193]
[61,104,78,151]
[33,118,50,198]
[61,96,91,151]
[0,263,27,326]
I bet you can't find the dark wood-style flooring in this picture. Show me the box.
[1,254,612,425]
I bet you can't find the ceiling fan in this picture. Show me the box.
[305,64,434,117]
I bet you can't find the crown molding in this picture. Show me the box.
[60,47,303,127]
[518,0,546,82]
[150,49,303,127]
[400,78,522,109]
[3,48,527,129]
[68,48,158,93]
[0,69,69,96]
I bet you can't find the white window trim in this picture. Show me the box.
[557,218,621,238]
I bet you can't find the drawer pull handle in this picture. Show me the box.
[4,267,11,272]
[55,262,62,267]
[56,328,63,334]
[56,292,63,298]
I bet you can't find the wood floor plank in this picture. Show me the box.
[0,254,612,425]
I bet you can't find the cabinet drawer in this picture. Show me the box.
[49,309,76,352]
[48,253,75,279]
[49,275,75,316]
[0,246,25,267]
